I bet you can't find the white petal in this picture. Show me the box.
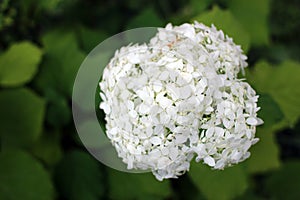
[129,110,137,118]
[181,72,193,83]
[153,83,163,93]
[204,156,216,167]
[246,117,258,126]
[136,89,150,102]
[156,93,172,109]
[179,85,192,99]
[157,157,171,169]
[159,71,169,81]
[215,127,225,137]
[169,148,178,160]
[138,103,150,114]
[150,136,162,145]
[100,92,107,101]
[199,55,207,63]
[175,134,188,144]
[127,100,134,110]
[100,102,111,114]
[206,127,214,138]
[166,59,183,70]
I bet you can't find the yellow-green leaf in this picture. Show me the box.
[0,41,42,87]
[248,60,300,126]
[189,162,248,200]
[193,6,250,52]
[228,0,270,46]
[244,126,281,174]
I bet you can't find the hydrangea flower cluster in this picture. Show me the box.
[99,22,263,181]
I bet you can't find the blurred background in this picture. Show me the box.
[0,0,300,199]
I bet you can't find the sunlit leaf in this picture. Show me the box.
[248,60,300,126]
[258,93,284,128]
[193,6,250,52]
[244,126,280,174]
[108,169,171,200]
[228,0,270,46]
[0,41,42,86]
[0,88,45,148]
[54,150,104,200]
[0,150,54,200]
[189,162,248,200]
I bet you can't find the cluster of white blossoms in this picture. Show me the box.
[99,22,263,181]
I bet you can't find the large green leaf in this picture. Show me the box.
[265,161,300,200]
[258,93,284,128]
[0,41,42,87]
[44,89,71,128]
[189,163,248,200]
[107,169,171,200]
[193,6,250,52]
[227,0,270,46]
[248,60,300,126]
[190,0,213,14]
[244,126,280,174]
[30,131,62,166]
[0,150,54,200]
[54,150,104,200]
[0,88,45,148]
[77,26,109,53]
[34,29,85,97]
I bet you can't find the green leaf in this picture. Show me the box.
[0,88,45,148]
[193,6,250,52]
[44,89,71,128]
[0,150,54,200]
[244,127,280,174]
[258,93,284,128]
[126,7,164,29]
[190,0,213,14]
[228,0,270,46]
[248,60,300,126]
[30,131,62,166]
[107,169,171,200]
[54,150,104,200]
[265,161,300,200]
[0,41,42,87]
[34,29,85,97]
[189,163,248,200]
[77,26,109,53]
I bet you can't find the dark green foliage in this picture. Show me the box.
[54,150,105,200]
[0,0,300,199]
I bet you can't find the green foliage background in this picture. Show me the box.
[0,0,300,199]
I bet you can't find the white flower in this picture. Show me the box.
[99,22,263,181]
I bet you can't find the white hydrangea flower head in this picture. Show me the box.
[100,43,208,180]
[150,22,248,80]
[99,22,263,181]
